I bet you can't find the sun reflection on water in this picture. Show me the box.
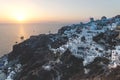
[18,25,28,42]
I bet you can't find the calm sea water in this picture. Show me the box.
[0,23,69,56]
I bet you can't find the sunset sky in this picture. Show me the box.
[0,0,120,23]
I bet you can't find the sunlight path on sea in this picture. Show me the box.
[18,25,28,42]
[0,23,69,56]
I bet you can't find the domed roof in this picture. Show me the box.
[101,16,107,20]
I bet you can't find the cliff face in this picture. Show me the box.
[5,15,120,80]
[8,34,71,80]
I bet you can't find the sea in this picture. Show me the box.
[0,23,70,56]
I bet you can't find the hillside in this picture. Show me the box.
[1,15,120,80]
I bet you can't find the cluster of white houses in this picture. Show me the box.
[51,16,120,69]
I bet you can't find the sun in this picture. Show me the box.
[10,9,32,23]
[17,15,25,21]
[11,11,26,22]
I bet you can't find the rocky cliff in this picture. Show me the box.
[1,15,120,80]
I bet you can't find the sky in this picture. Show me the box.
[0,0,120,23]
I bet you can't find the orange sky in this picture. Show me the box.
[0,0,120,23]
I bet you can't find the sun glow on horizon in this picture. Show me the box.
[8,9,31,23]
[13,11,26,22]
[16,14,25,22]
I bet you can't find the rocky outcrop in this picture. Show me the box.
[1,15,120,80]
